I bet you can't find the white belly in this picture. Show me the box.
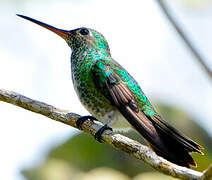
[91,109,132,132]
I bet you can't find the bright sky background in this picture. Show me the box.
[0,0,212,179]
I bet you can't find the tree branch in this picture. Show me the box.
[155,0,212,80]
[201,164,212,180]
[0,89,210,180]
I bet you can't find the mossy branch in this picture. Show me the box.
[0,89,211,180]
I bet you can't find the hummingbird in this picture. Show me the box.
[17,14,203,168]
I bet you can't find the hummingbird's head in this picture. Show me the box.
[66,27,110,53]
[17,15,110,54]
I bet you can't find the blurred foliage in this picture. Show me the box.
[176,0,212,8]
[22,104,212,180]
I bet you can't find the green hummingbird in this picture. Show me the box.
[17,14,203,168]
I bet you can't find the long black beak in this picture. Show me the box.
[17,14,69,40]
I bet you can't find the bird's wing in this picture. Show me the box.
[91,60,160,142]
[91,60,202,167]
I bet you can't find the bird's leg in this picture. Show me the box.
[76,115,97,129]
[94,124,113,143]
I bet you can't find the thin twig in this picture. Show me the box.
[155,0,212,80]
[1,89,211,180]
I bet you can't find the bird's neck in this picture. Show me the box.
[71,46,111,66]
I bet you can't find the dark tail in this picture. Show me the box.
[148,115,203,168]
[119,104,203,168]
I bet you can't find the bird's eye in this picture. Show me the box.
[79,28,89,35]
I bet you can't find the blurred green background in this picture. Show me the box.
[0,0,211,179]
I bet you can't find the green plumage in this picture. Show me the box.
[71,29,155,118]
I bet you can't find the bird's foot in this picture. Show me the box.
[94,124,113,143]
[76,115,97,129]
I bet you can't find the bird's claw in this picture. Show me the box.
[94,124,113,143]
[76,115,97,129]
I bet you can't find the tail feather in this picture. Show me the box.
[153,115,203,153]
[120,105,202,167]
[148,115,203,167]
